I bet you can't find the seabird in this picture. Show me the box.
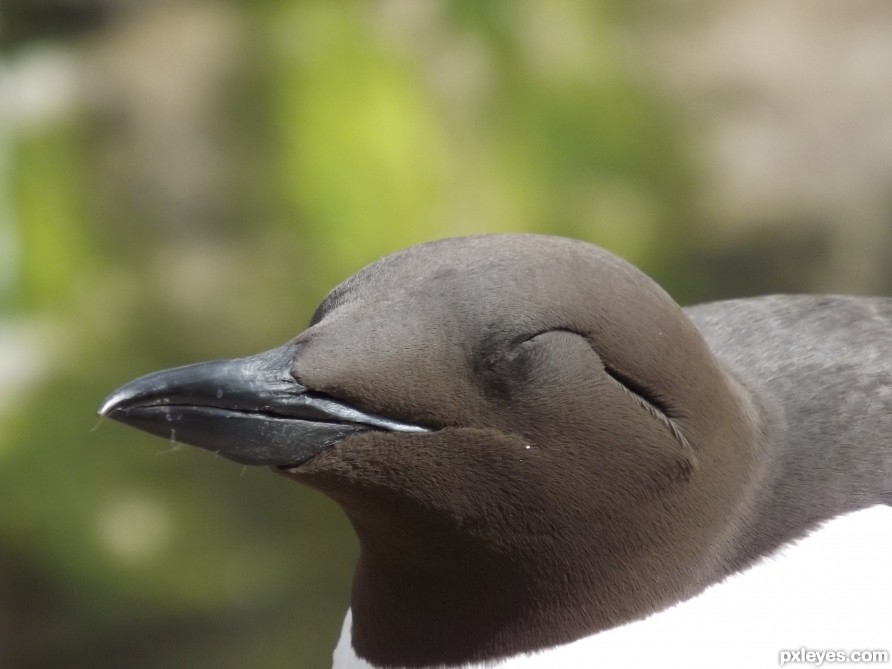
[99,234,891,668]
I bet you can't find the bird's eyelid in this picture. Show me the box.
[516,327,592,346]
[513,328,690,453]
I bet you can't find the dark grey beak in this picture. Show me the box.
[98,343,427,467]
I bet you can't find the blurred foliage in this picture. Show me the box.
[5,1,697,667]
[12,123,95,310]
[0,0,878,667]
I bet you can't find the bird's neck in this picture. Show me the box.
[345,522,653,668]
[331,481,749,668]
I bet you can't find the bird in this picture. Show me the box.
[99,234,891,668]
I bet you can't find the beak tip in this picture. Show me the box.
[98,387,133,418]
[97,398,115,418]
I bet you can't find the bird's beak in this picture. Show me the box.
[98,343,427,467]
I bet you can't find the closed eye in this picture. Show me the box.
[523,328,692,457]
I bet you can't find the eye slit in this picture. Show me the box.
[515,327,575,346]
[601,362,674,420]
[517,331,544,346]
[600,361,692,457]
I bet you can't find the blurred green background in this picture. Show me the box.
[1,1,890,667]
